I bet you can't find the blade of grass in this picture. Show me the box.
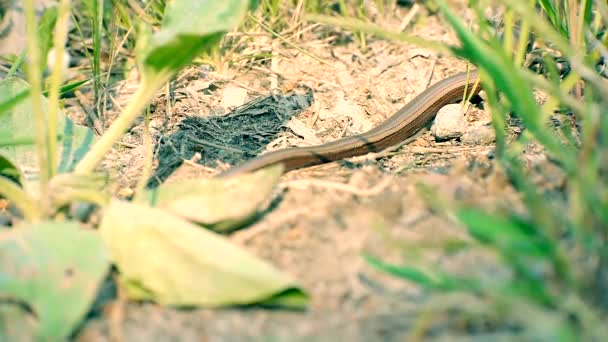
[505,0,608,99]
[46,0,72,178]
[23,0,50,192]
[92,0,104,127]
[0,176,41,221]
[248,13,334,68]
[436,0,575,170]
[305,14,452,54]
[6,51,27,78]
[1,78,91,123]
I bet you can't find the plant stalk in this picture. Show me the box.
[47,0,72,177]
[74,73,168,174]
[23,0,50,192]
[0,178,41,221]
[92,0,104,128]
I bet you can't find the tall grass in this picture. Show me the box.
[307,0,607,339]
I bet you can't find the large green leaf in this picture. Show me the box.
[0,77,97,181]
[99,200,307,308]
[0,89,29,118]
[147,164,283,232]
[141,0,259,76]
[0,221,110,341]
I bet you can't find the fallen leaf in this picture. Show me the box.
[148,164,283,232]
[99,200,308,308]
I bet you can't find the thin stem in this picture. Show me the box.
[74,73,169,174]
[0,178,41,222]
[249,13,334,68]
[7,50,26,78]
[23,0,50,192]
[514,16,531,67]
[47,0,72,177]
[92,0,104,129]
[305,14,452,55]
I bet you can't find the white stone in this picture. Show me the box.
[220,86,248,109]
[431,104,467,140]
[461,126,496,145]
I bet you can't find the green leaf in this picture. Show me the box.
[436,0,574,169]
[141,0,258,77]
[100,201,306,307]
[147,164,283,232]
[0,221,110,341]
[0,129,36,148]
[0,77,97,180]
[536,0,559,32]
[37,6,58,72]
[0,154,23,185]
[364,254,437,287]
[0,80,90,118]
[0,89,29,118]
[456,207,553,258]
[99,200,307,308]
[43,78,92,98]
[364,254,478,292]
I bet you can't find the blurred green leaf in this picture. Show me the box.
[0,305,38,342]
[99,200,307,308]
[0,132,36,148]
[141,0,259,78]
[0,77,97,182]
[456,208,553,258]
[0,89,29,117]
[0,154,23,185]
[536,0,567,36]
[38,5,58,72]
[364,254,478,292]
[0,221,110,341]
[437,0,574,168]
[0,79,91,118]
[364,254,437,287]
[147,164,283,232]
[45,78,92,97]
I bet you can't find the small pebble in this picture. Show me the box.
[467,107,492,126]
[461,126,496,145]
[220,86,248,109]
[431,104,467,140]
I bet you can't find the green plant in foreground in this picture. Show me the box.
[311,0,607,339]
[0,1,307,340]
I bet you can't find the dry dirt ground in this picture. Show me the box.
[57,4,564,342]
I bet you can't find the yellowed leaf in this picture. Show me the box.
[99,200,307,308]
[148,164,283,232]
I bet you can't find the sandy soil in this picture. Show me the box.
[57,3,564,341]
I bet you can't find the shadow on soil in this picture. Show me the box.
[148,89,314,187]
